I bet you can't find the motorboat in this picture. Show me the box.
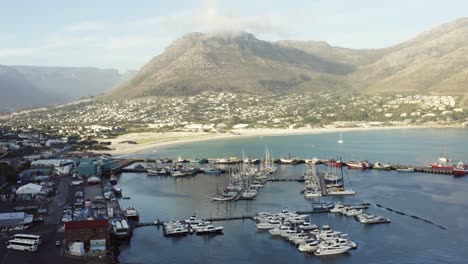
[342,208,363,217]
[269,225,290,236]
[280,229,298,239]
[328,188,356,195]
[194,224,224,235]
[330,202,346,213]
[314,243,351,256]
[304,190,322,198]
[396,166,415,172]
[346,160,370,169]
[123,206,140,221]
[240,189,258,200]
[373,162,392,170]
[356,213,391,224]
[298,221,317,231]
[298,240,320,252]
[288,232,309,243]
[257,219,282,230]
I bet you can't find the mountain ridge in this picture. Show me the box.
[108,17,468,100]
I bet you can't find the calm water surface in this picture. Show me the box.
[118,128,468,264]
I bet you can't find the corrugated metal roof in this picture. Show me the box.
[65,219,109,230]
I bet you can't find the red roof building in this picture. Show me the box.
[64,220,110,250]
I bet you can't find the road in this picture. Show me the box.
[0,175,105,264]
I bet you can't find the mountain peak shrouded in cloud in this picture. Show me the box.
[160,0,282,37]
[108,17,468,100]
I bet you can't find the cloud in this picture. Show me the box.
[64,21,111,32]
[159,0,286,36]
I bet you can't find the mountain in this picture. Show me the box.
[349,17,468,96]
[0,66,137,112]
[109,18,468,101]
[12,66,130,101]
[0,65,55,112]
[108,32,354,98]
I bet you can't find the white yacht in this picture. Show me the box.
[298,240,320,252]
[342,208,363,216]
[257,219,282,230]
[269,225,290,236]
[298,221,317,231]
[314,244,351,256]
[328,188,356,195]
[288,232,309,243]
[356,213,391,224]
[304,190,322,198]
[194,224,224,235]
[330,202,346,213]
[280,229,298,239]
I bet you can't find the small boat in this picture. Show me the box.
[171,171,186,177]
[269,225,290,236]
[373,162,392,170]
[240,189,258,200]
[396,166,415,172]
[342,208,363,217]
[454,162,468,176]
[194,224,224,235]
[346,160,370,169]
[356,213,391,224]
[257,219,282,230]
[328,188,356,195]
[123,206,140,221]
[330,202,346,213]
[324,159,343,167]
[314,244,351,256]
[337,133,343,144]
[201,167,223,174]
[298,240,320,252]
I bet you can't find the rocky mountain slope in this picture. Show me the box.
[109,18,468,101]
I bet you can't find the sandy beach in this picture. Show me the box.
[97,125,442,156]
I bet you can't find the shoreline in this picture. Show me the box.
[97,125,462,157]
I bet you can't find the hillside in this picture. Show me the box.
[0,65,55,112]
[109,32,354,98]
[350,17,468,96]
[12,66,128,101]
[109,18,468,101]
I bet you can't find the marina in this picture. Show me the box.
[115,129,468,264]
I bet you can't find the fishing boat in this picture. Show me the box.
[373,162,392,170]
[453,162,468,176]
[123,206,140,221]
[337,133,343,144]
[346,160,370,169]
[324,158,343,167]
[429,154,454,170]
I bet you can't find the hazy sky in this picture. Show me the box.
[0,0,466,71]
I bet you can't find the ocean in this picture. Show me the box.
[117,128,468,264]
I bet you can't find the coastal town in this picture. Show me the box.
[1,93,466,137]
